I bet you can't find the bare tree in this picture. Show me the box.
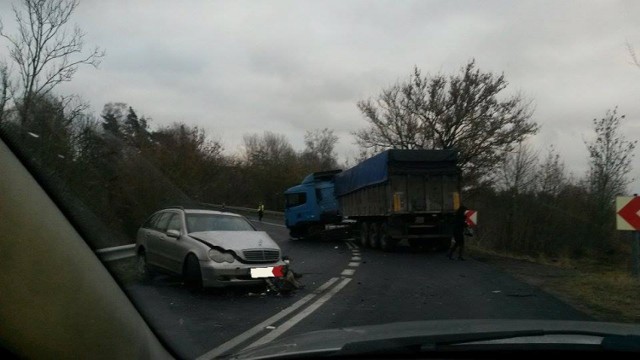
[586,107,637,203]
[537,145,566,197]
[584,107,637,249]
[626,40,640,69]
[0,0,104,123]
[301,128,339,171]
[242,131,297,166]
[0,62,10,123]
[497,142,539,195]
[355,60,538,185]
[241,131,300,209]
[355,83,426,150]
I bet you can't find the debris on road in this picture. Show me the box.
[264,256,304,296]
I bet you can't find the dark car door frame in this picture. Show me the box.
[0,137,173,358]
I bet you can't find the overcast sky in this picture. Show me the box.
[1,0,639,191]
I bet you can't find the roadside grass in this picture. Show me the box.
[469,245,640,323]
[557,271,640,322]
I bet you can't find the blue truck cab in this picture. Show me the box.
[284,170,341,237]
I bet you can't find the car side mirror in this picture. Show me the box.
[166,229,180,238]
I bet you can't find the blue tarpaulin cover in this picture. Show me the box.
[334,149,458,197]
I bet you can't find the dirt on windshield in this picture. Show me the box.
[470,247,640,324]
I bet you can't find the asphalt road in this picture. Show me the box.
[125,219,590,359]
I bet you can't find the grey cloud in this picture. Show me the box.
[1,0,639,190]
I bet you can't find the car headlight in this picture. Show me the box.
[223,252,234,263]
[208,249,234,263]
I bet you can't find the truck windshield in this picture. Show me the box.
[186,214,255,232]
[285,193,307,208]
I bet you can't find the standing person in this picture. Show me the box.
[448,204,469,260]
[257,202,265,222]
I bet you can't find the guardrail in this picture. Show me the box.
[96,204,285,262]
[96,244,136,262]
[200,203,285,219]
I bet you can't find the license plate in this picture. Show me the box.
[415,216,424,224]
[250,266,284,278]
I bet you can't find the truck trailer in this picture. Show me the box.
[284,149,461,251]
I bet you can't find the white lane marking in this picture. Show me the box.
[348,262,360,267]
[350,242,359,249]
[195,277,339,360]
[352,251,361,255]
[351,256,361,261]
[345,241,354,250]
[249,219,286,228]
[341,269,356,276]
[245,277,353,349]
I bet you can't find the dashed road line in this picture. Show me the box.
[244,277,353,349]
[347,240,359,249]
[341,269,356,276]
[199,228,363,359]
[196,277,339,360]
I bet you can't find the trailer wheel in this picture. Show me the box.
[359,222,369,247]
[369,222,381,249]
[379,224,396,252]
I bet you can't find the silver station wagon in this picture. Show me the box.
[135,207,285,288]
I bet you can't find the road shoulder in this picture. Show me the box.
[470,247,640,323]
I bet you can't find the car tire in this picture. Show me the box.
[183,254,203,289]
[136,250,153,282]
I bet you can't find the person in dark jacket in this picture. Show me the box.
[448,204,469,260]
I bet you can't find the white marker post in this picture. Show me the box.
[635,230,640,278]
[616,195,640,277]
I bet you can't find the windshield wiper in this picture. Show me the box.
[333,330,640,356]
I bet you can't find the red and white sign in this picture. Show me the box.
[250,265,285,278]
[465,210,478,227]
[617,196,640,231]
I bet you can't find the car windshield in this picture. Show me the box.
[186,214,255,232]
[1,0,640,359]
